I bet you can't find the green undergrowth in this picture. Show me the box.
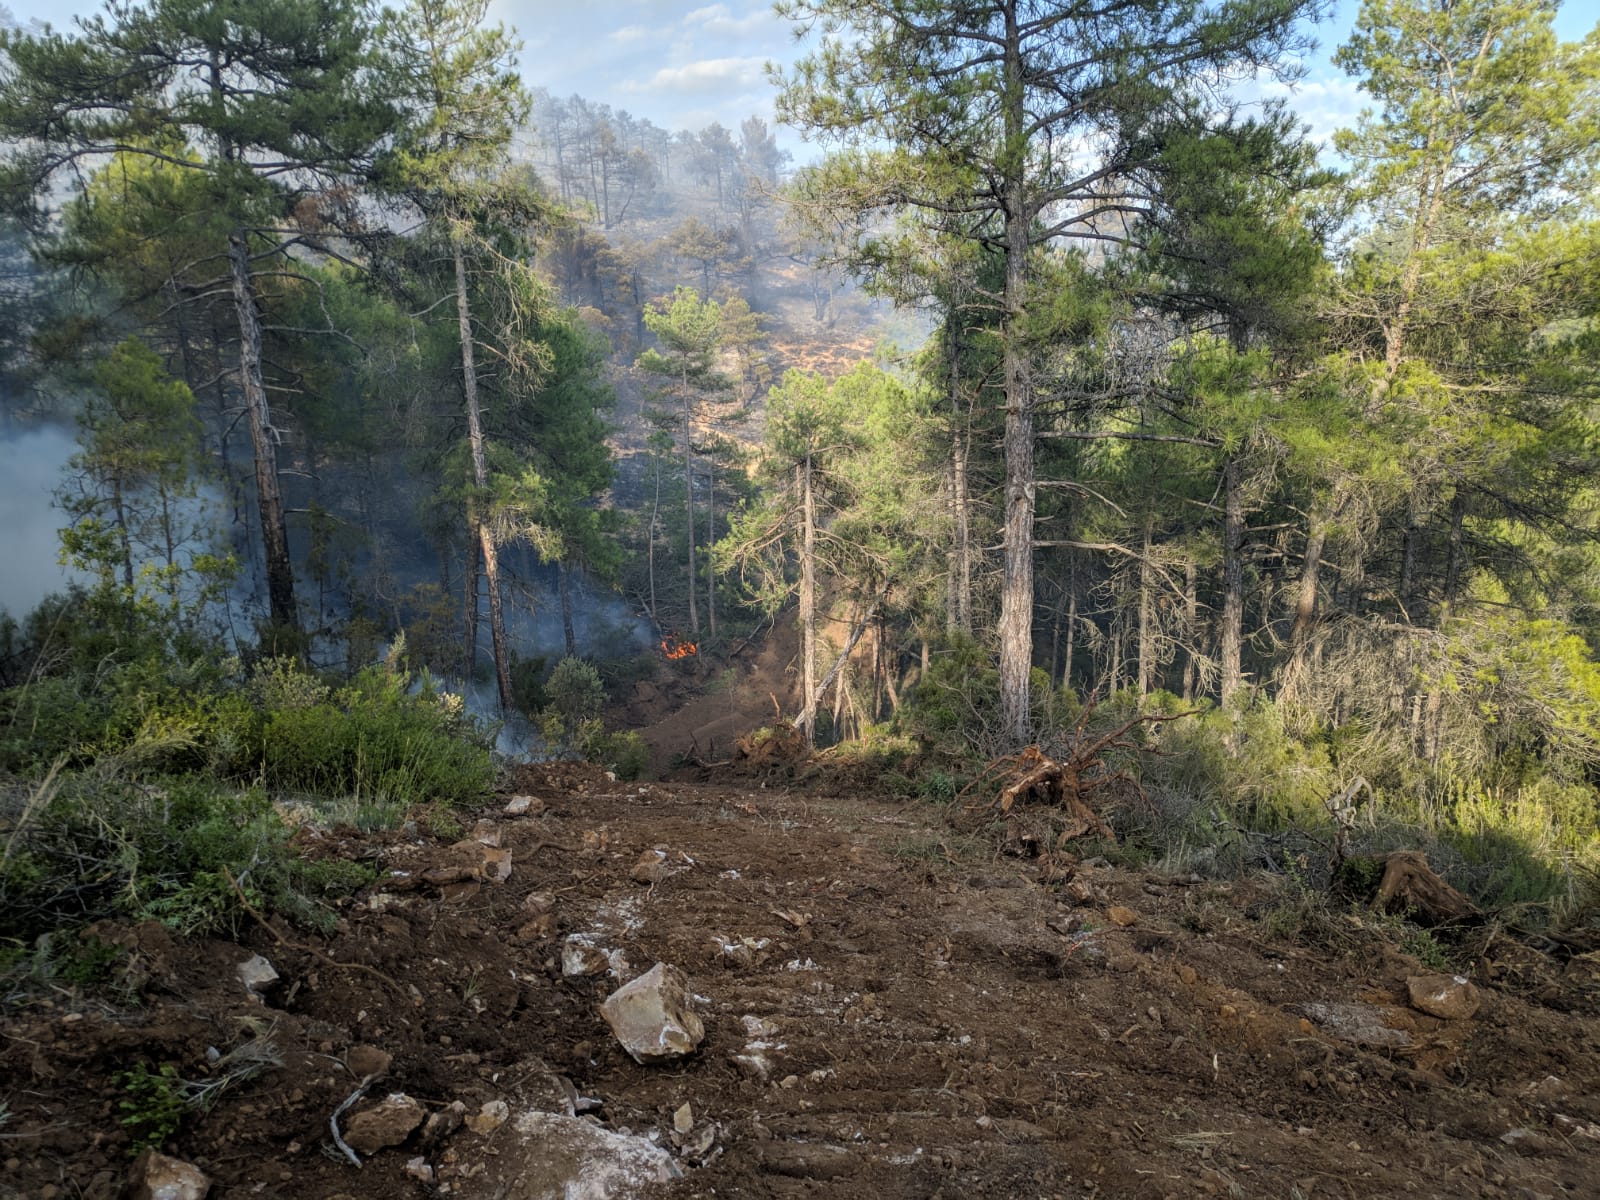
[889,652,1600,925]
[1,773,379,947]
[0,589,498,976]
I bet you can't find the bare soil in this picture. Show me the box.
[5,760,1599,1200]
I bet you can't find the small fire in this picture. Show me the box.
[660,635,698,660]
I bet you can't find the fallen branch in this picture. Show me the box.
[329,1072,377,1168]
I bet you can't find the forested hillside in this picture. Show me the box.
[2,0,1600,1192]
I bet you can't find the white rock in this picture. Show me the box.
[127,1150,209,1200]
[467,1099,510,1135]
[236,954,279,1002]
[562,935,611,978]
[504,795,534,815]
[343,1092,426,1156]
[600,963,704,1063]
[458,1111,680,1199]
[1406,973,1481,1021]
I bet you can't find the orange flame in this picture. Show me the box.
[660,636,698,660]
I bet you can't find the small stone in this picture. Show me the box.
[562,935,611,978]
[343,1093,426,1156]
[1406,974,1480,1021]
[516,914,557,941]
[481,846,512,883]
[1219,1004,1238,1019]
[498,1110,681,1194]
[1176,964,1198,985]
[1499,1127,1556,1155]
[631,847,673,885]
[403,1157,434,1183]
[778,1074,800,1089]
[1552,1114,1600,1140]
[471,819,502,847]
[1299,1001,1412,1049]
[127,1150,209,1200]
[1106,905,1139,927]
[504,795,538,815]
[600,964,705,1064]
[420,1101,466,1148]
[236,954,279,1001]
[467,1099,510,1135]
[345,1044,392,1079]
[674,1103,694,1134]
[731,1052,774,1081]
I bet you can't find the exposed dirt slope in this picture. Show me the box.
[5,765,1598,1199]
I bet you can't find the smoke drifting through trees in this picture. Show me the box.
[0,425,81,618]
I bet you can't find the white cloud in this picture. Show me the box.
[684,3,772,36]
[630,56,770,96]
[1258,73,1367,154]
[609,24,653,43]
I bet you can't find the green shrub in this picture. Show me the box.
[575,721,650,781]
[116,1063,188,1151]
[547,657,606,724]
[261,663,494,808]
[0,776,376,942]
[895,634,999,759]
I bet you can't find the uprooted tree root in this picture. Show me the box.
[960,705,1196,853]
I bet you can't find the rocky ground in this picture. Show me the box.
[4,761,1600,1199]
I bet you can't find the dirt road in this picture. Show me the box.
[5,763,1597,1198]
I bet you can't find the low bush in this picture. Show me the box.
[262,664,494,807]
[0,774,378,944]
[574,721,650,780]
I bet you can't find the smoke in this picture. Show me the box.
[0,424,84,620]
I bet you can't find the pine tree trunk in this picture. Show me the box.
[454,233,513,710]
[798,456,819,744]
[706,457,717,637]
[1288,524,1327,678]
[1064,587,1077,693]
[229,231,297,634]
[953,432,972,633]
[1220,456,1244,704]
[996,10,1036,747]
[683,367,699,634]
[463,532,480,678]
[560,562,577,657]
[112,481,134,592]
[1138,518,1156,696]
[1441,493,1465,621]
[1182,560,1199,703]
[1398,500,1422,619]
[647,450,661,621]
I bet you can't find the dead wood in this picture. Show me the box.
[735,721,807,765]
[964,703,1197,849]
[1374,851,1481,926]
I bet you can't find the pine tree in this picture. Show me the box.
[776,0,1318,744]
[0,0,398,638]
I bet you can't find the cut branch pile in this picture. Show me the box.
[963,705,1195,849]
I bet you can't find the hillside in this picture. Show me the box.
[4,760,1597,1199]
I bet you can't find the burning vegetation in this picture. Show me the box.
[660,635,698,660]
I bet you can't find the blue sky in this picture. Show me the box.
[3,1,1597,162]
